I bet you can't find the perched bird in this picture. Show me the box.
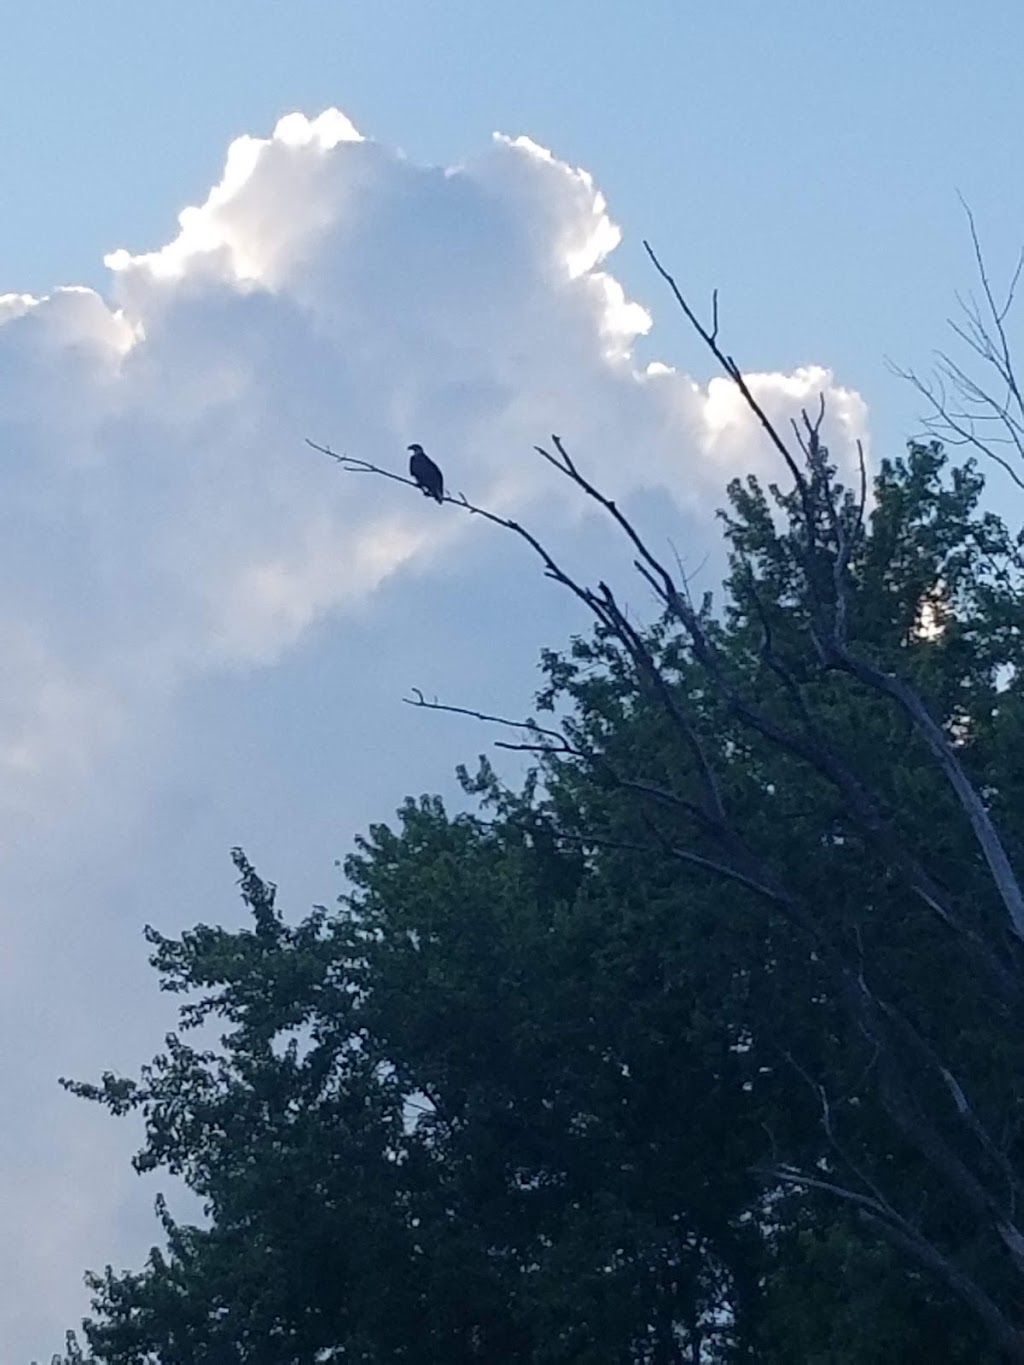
[408,443,444,504]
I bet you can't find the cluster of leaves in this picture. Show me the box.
[49,441,1024,1362]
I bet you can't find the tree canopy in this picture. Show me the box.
[48,409,1024,1361]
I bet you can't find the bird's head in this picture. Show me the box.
[407,443,424,454]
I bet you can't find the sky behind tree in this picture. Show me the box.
[1,3,1022,1358]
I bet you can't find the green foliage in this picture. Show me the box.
[757,1218,985,1364]
[56,442,1024,1362]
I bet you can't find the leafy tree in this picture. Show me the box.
[58,427,1024,1362]
[63,823,766,1362]
[34,1331,88,1365]
[54,246,1024,1361]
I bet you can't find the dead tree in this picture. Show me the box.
[309,244,1024,1359]
[897,197,1024,494]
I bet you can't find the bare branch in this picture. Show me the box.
[404,690,569,749]
[895,202,1024,495]
[643,240,817,543]
[781,1050,895,1213]
[820,641,1024,943]
[765,1160,1024,1358]
[310,262,1024,1345]
[639,235,1024,944]
[305,440,438,497]
[859,1207,1024,1363]
[894,363,1024,490]
[307,438,624,635]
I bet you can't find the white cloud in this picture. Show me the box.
[0,108,867,1359]
[0,108,869,811]
[105,109,365,287]
[697,364,869,474]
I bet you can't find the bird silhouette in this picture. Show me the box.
[408,444,444,503]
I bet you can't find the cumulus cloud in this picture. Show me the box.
[0,109,867,794]
[0,108,868,1358]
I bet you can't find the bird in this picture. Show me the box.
[408,443,444,504]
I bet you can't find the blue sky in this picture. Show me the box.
[6,0,1024,444]
[2,3,1023,1359]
